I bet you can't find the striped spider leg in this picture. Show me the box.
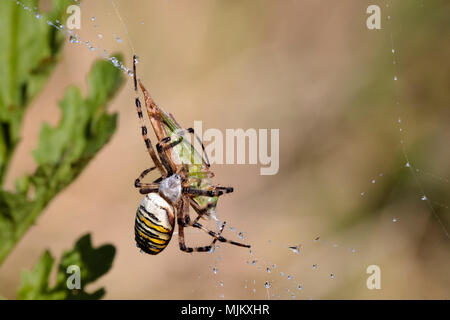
[176,195,249,253]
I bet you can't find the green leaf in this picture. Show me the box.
[0,55,124,265]
[31,55,123,192]
[17,250,66,300]
[0,0,74,185]
[17,233,116,300]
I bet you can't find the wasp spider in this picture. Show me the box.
[132,56,250,254]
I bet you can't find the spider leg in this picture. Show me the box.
[165,124,211,167]
[189,200,215,222]
[133,56,167,176]
[183,214,250,248]
[212,186,234,193]
[134,166,158,188]
[154,138,183,176]
[184,187,223,197]
[156,134,213,178]
[177,197,216,253]
[152,176,163,184]
[184,127,210,167]
[210,221,226,246]
[156,136,197,169]
[157,136,183,152]
[183,186,234,198]
[138,185,160,194]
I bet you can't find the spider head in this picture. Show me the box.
[159,174,182,203]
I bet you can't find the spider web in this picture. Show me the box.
[8,0,450,300]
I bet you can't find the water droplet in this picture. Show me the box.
[69,35,78,43]
[298,285,303,290]
[114,34,123,44]
[312,264,318,270]
[264,281,271,289]
[405,162,410,168]
[371,179,376,184]
[421,195,427,201]
[98,34,103,39]
[391,49,395,53]
[330,273,335,279]
[219,281,224,287]
[91,16,96,22]
[272,264,277,269]
[251,260,257,266]
[35,13,42,19]
[394,76,398,81]
[212,267,218,274]
[110,57,120,67]
[360,192,365,196]
[288,245,301,254]
[351,248,356,253]
[238,232,244,239]
[392,217,398,222]
[266,267,271,273]
[287,275,292,280]
[291,294,296,299]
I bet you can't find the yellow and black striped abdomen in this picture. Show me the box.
[135,193,175,255]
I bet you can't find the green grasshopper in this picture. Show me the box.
[132,55,249,254]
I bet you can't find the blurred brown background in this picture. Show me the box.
[1,0,449,299]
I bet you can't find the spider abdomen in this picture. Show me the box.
[134,193,175,255]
